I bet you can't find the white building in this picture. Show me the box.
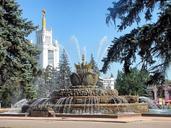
[101,76,115,90]
[36,10,59,69]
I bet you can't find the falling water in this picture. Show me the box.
[83,98,87,113]
[96,36,108,63]
[67,97,73,113]
[95,97,100,114]
[79,97,101,114]
[70,35,81,62]
[31,98,48,107]
[4,99,28,114]
[63,97,73,113]
[90,97,94,114]
[139,96,159,109]
[55,97,66,113]
[13,99,28,108]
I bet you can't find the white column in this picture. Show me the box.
[153,85,158,102]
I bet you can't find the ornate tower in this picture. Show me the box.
[36,10,59,69]
[42,9,46,30]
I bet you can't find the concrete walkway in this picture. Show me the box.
[0,116,171,128]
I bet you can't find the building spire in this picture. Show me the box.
[42,9,46,30]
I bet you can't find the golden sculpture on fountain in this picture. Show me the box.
[70,54,98,87]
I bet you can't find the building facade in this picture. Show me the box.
[36,10,59,69]
[147,84,171,104]
[101,77,115,90]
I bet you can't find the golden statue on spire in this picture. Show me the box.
[42,9,46,30]
[42,9,46,16]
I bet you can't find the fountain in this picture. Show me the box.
[0,99,29,116]
[139,96,159,109]
[139,96,171,117]
[27,55,148,117]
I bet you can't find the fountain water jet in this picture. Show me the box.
[2,99,28,116]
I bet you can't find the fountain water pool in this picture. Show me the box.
[149,109,171,114]
[142,108,171,117]
[138,96,171,117]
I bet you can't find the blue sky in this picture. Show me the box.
[17,0,171,79]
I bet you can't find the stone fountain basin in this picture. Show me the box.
[52,95,139,104]
[28,103,148,117]
[54,113,142,118]
[0,112,29,117]
[53,103,148,113]
[0,108,11,113]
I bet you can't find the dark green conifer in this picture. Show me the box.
[58,49,71,89]
[0,0,39,106]
[102,0,171,84]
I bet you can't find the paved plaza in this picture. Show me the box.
[0,116,171,128]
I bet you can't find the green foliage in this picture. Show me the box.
[0,83,15,107]
[102,0,171,84]
[34,66,58,98]
[89,54,103,87]
[24,84,37,99]
[90,54,100,75]
[58,49,71,89]
[115,68,149,96]
[0,0,39,107]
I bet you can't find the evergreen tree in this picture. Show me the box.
[90,54,100,75]
[101,0,171,84]
[110,73,114,78]
[115,68,149,96]
[33,66,59,98]
[0,0,39,107]
[32,69,45,98]
[89,54,103,87]
[58,49,71,89]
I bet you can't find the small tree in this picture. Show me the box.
[90,54,100,75]
[58,49,71,89]
[89,54,103,88]
[115,68,149,96]
[34,66,58,98]
[24,84,37,99]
